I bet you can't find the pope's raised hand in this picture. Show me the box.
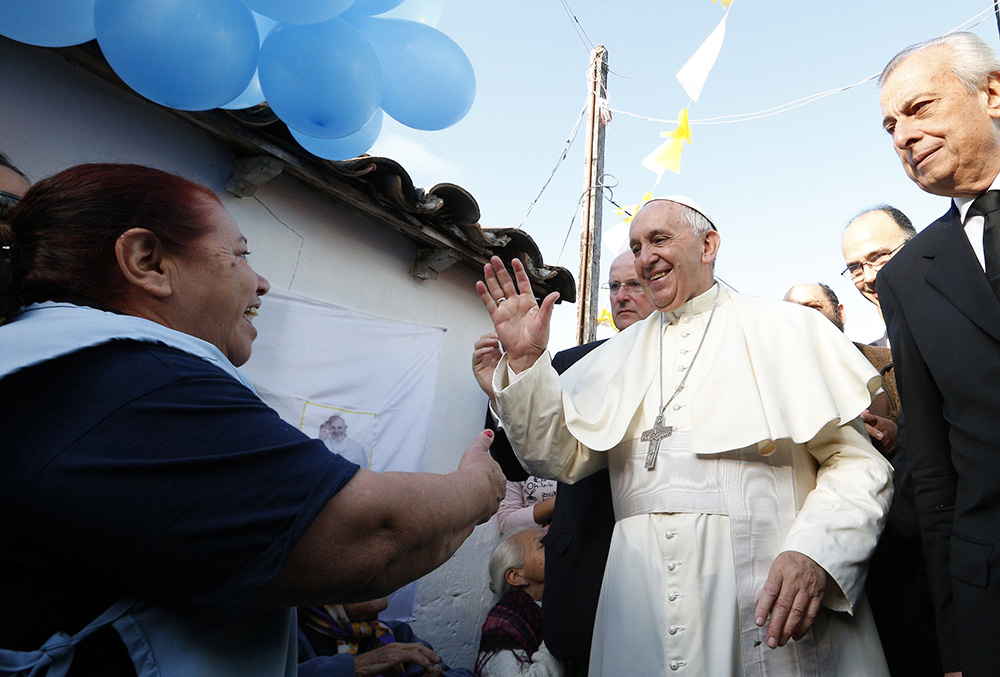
[476,256,559,374]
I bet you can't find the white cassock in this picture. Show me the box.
[323,436,368,468]
[494,284,893,677]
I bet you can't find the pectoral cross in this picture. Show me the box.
[641,414,673,470]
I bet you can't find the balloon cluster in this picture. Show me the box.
[0,0,472,160]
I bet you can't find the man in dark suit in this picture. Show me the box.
[877,31,1000,677]
[472,251,653,674]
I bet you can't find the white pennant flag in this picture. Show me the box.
[676,10,729,102]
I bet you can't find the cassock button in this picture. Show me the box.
[679,348,689,354]
[681,331,691,338]
[672,404,682,410]
[669,660,686,670]
[677,365,686,372]
[668,592,680,601]
[666,560,682,571]
[668,625,678,634]
[682,317,691,324]
[665,531,677,539]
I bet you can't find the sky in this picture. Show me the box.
[367,0,1000,351]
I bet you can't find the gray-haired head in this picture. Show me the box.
[488,525,534,596]
[880,32,1000,95]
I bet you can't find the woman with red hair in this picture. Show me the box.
[0,163,503,677]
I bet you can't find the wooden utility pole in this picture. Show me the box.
[576,45,609,345]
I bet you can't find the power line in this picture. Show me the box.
[516,101,588,231]
[557,0,595,53]
[609,6,994,128]
[522,5,996,262]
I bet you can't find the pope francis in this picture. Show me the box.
[477,197,894,676]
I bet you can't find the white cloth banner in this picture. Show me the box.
[241,287,446,620]
[676,10,728,102]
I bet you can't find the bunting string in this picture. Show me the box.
[517,5,993,231]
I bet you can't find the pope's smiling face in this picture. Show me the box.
[880,45,1000,197]
[629,200,719,313]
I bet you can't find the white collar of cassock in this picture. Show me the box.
[660,282,721,325]
[557,284,880,454]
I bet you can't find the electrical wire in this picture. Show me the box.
[516,101,588,230]
[520,5,995,260]
[557,0,596,53]
[608,6,995,128]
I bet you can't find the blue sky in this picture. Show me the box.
[370,0,999,349]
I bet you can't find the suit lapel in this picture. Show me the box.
[924,210,1000,343]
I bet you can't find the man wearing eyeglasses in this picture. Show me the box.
[841,205,917,347]
[602,251,653,331]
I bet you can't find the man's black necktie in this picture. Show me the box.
[972,190,1000,300]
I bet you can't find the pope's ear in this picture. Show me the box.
[702,229,721,263]
[115,228,172,299]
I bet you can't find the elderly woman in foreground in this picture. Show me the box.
[0,163,504,677]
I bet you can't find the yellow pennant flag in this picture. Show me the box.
[711,0,736,7]
[597,308,617,330]
[641,108,692,177]
[616,191,653,224]
[668,107,692,143]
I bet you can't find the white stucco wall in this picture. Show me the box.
[1,37,503,669]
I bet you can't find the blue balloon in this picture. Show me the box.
[349,17,474,131]
[342,0,404,17]
[221,72,266,110]
[0,0,96,47]
[94,0,258,111]
[240,0,355,25]
[221,13,279,110]
[251,12,279,43]
[259,18,382,139]
[290,109,383,161]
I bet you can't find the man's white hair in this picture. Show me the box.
[880,32,1000,95]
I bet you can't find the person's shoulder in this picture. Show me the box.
[553,339,607,371]
[886,205,957,269]
[71,340,229,378]
[729,290,802,317]
[75,341,257,408]
[129,341,238,379]
[26,340,208,395]
[731,290,840,337]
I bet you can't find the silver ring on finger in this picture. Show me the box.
[495,297,506,305]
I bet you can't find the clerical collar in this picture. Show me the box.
[661,282,725,324]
